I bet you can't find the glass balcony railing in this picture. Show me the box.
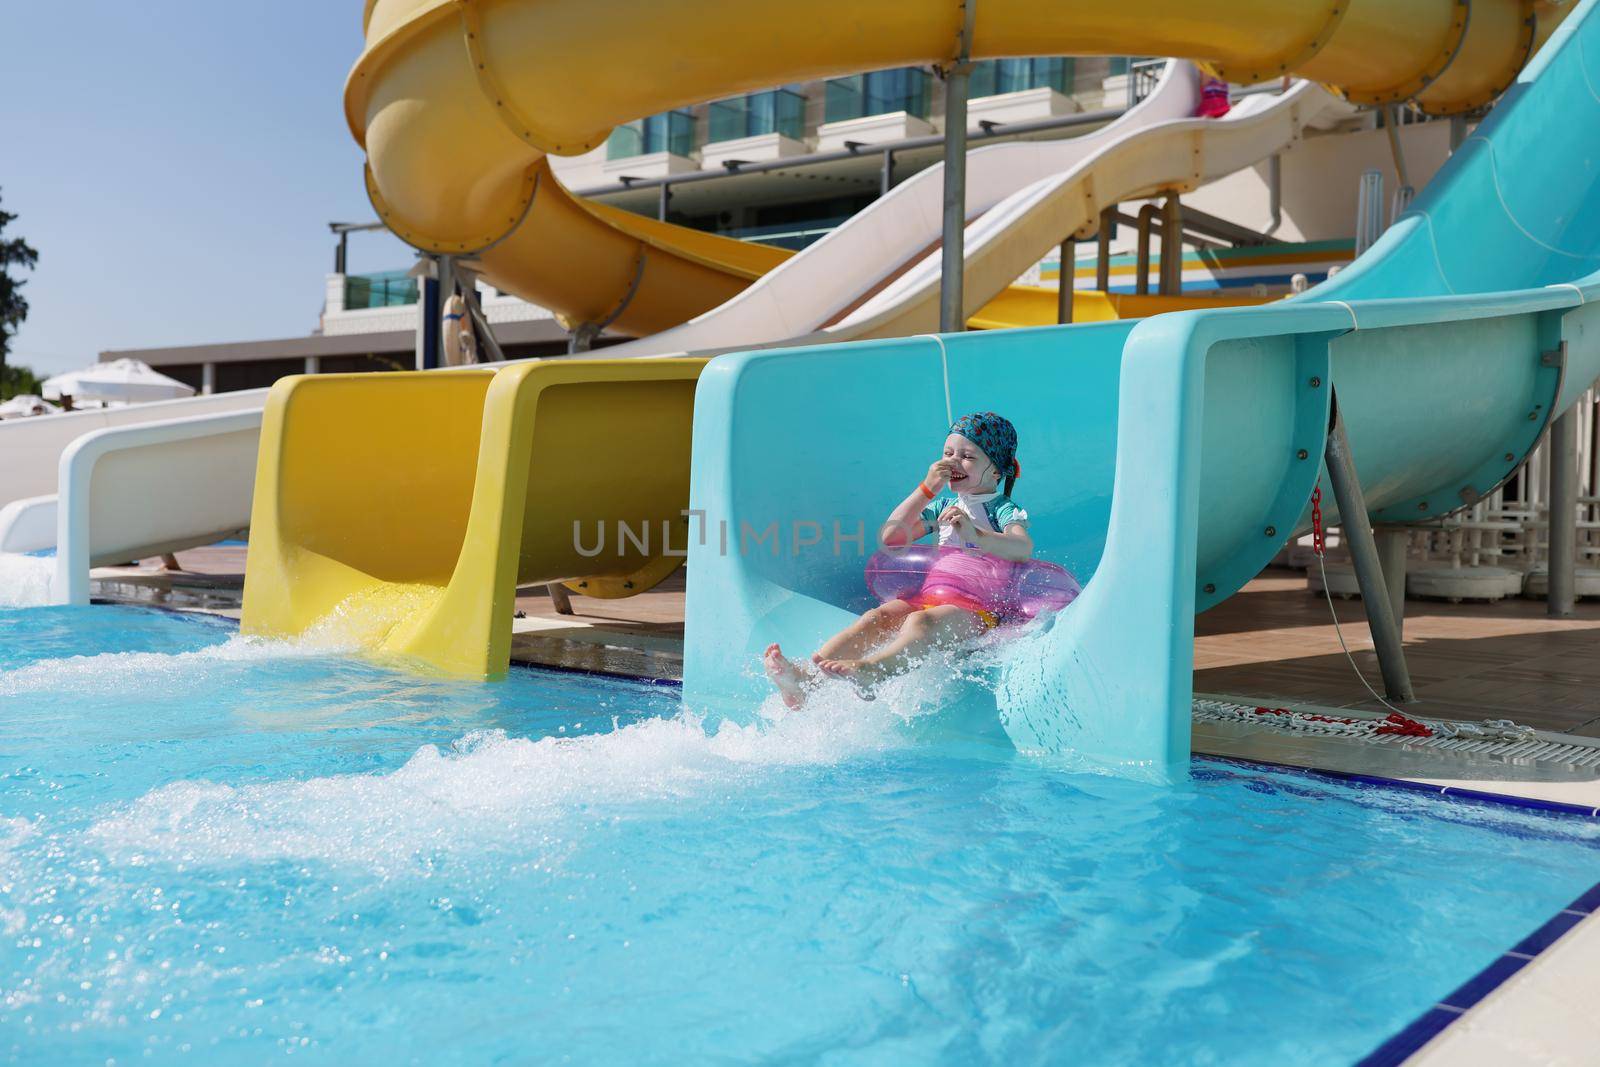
[708,89,806,144]
[721,214,851,251]
[344,270,417,310]
[823,68,932,123]
[606,109,696,160]
[969,57,1073,98]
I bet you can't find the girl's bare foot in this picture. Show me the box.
[763,643,809,710]
[816,658,879,700]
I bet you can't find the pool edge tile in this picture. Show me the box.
[1355,1008,1461,1067]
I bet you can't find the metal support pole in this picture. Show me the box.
[938,58,973,330]
[1095,207,1114,290]
[1135,204,1159,295]
[1449,114,1467,152]
[201,362,216,396]
[880,149,895,197]
[567,321,600,354]
[1325,398,1416,703]
[1373,526,1409,641]
[1549,403,1578,617]
[1158,193,1183,296]
[657,184,671,221]
[1056,238,1075,324]
[547,582,575,615]
[1382,105,1413,191]
[1265,154,1283,235]
[304,355,320,377]
[416,254,442,370]
[437,254,456,311]
[334,233,347,275]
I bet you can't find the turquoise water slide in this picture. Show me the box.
[683,4,1600,770]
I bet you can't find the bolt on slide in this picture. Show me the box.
[683,1,1600,771]
[240,0,1572,684]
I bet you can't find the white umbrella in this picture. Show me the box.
[43,358,196,404]
[0,394,61,419]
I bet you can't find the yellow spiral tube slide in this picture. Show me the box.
[349,0,1570,336]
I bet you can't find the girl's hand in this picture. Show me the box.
[939,505,973,540]
[924,458,958,494]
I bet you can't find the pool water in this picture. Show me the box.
[1,605,1597,1064]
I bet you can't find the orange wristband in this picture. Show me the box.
[916,481,935,500]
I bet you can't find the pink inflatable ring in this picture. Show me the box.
[864,545,1080,624]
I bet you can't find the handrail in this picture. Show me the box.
[584,106,1128,199]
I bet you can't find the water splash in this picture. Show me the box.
[86,687,921,876]
[300,582,444,651]
[0,553,53,608]
[0,584,447,697]
[0,631,339,697]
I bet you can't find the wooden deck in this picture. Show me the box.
[1195,570,1600,737]
[108,550,1600,736]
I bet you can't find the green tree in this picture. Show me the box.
[0,188,40,390]
[1,363,42,402]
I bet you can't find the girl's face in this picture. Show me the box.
[942,433,999,493]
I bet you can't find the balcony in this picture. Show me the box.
[967,57,1078,130]
[702,89,808,169]
[343,270,417,311]
[970,57,1072,98]
[603,109,699,180]
[709,89,805,143]
[817,68,934,151]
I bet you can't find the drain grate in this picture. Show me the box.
[1193,697,1600,770]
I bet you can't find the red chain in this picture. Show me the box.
[1310,483,1325,557]
[1253,705,1433,738]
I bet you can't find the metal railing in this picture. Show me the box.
[1129,58,1165,108]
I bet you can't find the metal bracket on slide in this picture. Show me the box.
[565,251,647,354]
[1541,341,1567,369]
[933,0,977,77]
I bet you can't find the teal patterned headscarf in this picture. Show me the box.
[949,411,1019,490]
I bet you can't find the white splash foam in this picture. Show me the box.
[0,817,36,936]
[0,631,348,697]
[86,685,918,876]
[0,553,54,608]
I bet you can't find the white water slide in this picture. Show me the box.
[0,63,1346,598]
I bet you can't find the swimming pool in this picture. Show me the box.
[2,605,1596,1064]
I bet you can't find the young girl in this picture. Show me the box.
[763,412,1033,709]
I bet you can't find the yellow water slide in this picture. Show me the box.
[240,0,1571,680]
[350,0,1564,336]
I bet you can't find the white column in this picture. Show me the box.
[324,272,346,315]
[201,362,216,395]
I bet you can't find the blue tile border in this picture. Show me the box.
[1355,888,1599,1065]
[1192,754,1600,1066]
[1198,753,1600,820]
[1357,1008,1462,1067]
[1509,910,1585,957]
[1437,954,1533,1012]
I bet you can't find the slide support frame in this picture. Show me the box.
[1548,403,1579,617]
[1324,394,1416,703]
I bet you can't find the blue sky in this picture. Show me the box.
[2,3,414,375]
